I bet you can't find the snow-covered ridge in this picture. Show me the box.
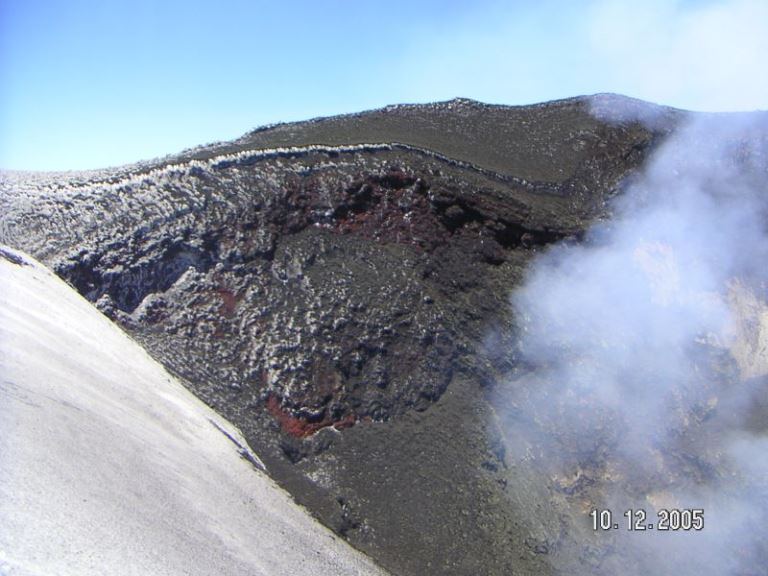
[0,140,535,196]
[0,246,388,576]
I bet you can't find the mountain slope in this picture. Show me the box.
[0,95,686,576]
[0,246,387,576]
[2,94,766,575]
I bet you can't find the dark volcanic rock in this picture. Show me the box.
[0,94,713,575]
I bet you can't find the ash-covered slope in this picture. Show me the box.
[173,94,679,183]
[0,246,388,576]
[2,94,765,575]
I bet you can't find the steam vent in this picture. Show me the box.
[3,94,768,575]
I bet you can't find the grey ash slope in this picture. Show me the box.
[1,94,750,576]
[0,247,389,576]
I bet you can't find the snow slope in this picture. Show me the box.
[0,246,386,576]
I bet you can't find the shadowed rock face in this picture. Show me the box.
[3,94,745,575]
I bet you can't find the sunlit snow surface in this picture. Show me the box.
[0,247,386,576]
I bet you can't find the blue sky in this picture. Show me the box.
[1,0,766,170]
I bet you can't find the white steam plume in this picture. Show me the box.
[493,107,768,574]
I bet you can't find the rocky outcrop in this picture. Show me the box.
[1,95,717,576]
